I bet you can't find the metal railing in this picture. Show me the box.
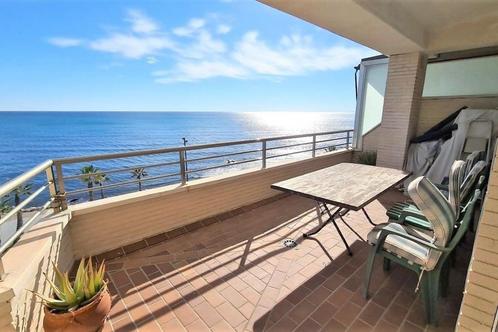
[0,160,57,258]
[0,129,353,256]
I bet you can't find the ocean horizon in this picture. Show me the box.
[0,111,354,203]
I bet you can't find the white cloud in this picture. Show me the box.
[217,24,231,34]
[155,61,247,83]
[47,9,376,83]
[126,9,159,34]
[47,37,83,47]
[172,18,206,37]
[179,31,226,59]
[146,56,158,64]
[89,34,174,59]
[232,31,371,76]
[156,30,375,83]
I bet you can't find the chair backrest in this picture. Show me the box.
[463,150,482,177]
[448,160,466,219]
[461,120,493,162]
[408,176,456,247]
[445,187,481,255]
[461,160,487,202]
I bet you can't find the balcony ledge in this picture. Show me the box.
[69,149,352,217]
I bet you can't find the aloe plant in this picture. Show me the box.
[32,258,106,312]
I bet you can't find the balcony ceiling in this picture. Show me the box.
[258,0,498,55]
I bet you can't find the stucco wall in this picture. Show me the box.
[361,125,381,152]
[0,214,74,331]
[417,96,498,136]
[69,150,353,258]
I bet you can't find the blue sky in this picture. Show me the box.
[0,0,376,112]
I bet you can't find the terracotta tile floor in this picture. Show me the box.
[102,190,472,332]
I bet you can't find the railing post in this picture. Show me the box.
[346,131,351,149]
[262,140,267,169]
[54,163,67,210]
[45,165,59,211]
[179,150,187,185]
[312,135,316,158]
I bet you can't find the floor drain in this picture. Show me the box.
[283,239,297,248]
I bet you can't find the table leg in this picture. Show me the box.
[338,213,366,242]
[362,208,379,226]
[304,203,353,256]
[303,204,338,237]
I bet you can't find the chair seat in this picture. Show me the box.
[367,223,437,269]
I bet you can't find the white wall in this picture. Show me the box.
[360,62,388,134]
[423,55,498,97]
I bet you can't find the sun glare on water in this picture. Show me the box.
[246,112,331,133]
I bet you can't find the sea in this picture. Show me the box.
[0,111,354,205]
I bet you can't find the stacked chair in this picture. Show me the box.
[386,152,486,231]
[363,157,487,326]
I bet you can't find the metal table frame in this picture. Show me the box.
[271,163,410,256]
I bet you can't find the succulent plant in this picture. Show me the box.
[32,258,106,312]
[357,151,377,166]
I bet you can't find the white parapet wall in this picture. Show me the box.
[0,213,74,331]
[69,150,353,258]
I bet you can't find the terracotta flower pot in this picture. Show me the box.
[43,286,111,332]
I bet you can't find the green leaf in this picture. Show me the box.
[30,257,107,313]
[44,275,65,301]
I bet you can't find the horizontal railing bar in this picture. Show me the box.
[52,130,353,165]
[66,172,181,195]
[264,129,352,142]
[0,198,53,255]
[317,142,349,150]
[186,157,262,174]
[63,160,180,180]
[266,141,313,151]
[186,149,262,163]
[315,136,348,144]
[0,160,52,198]
[0,184,49,226]
[266,149,314,160]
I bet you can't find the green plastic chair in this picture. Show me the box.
[397,175,484,233]
[389,160,485,231]
[386,150,483,221]
[364,181,481,325]
[386,159,465,221]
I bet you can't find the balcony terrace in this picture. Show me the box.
[2,1,498,331]
[101,191,470,332]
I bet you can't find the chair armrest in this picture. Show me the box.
[398,210,426,222]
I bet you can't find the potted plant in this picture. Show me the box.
[32,258,111,332]
[357,151,377,165]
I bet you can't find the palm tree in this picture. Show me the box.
[131,168,148,191]
[13,184,32,230]
[0,196,11,217]
[95,173,110,199]
[80,165,99,201]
